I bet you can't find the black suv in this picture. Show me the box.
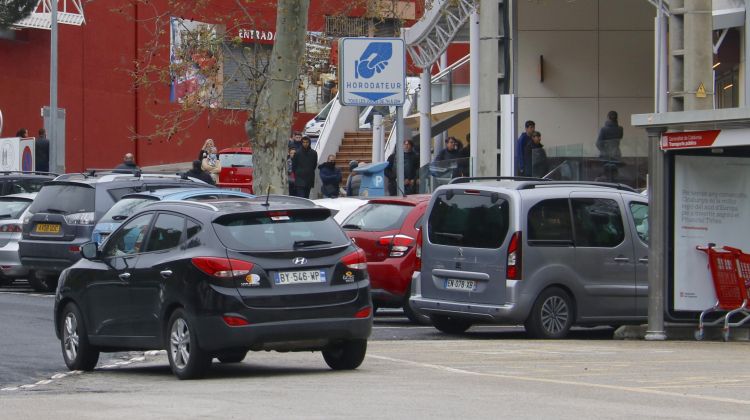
[55,199,372,379]
[19,172,210,291]
[0,171,56,195]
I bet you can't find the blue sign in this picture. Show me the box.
[339,38,406,106]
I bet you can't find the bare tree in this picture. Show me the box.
[0,0,36,29]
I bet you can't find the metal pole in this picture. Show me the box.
[50,0,60,173]
[655,1,668,113]
[372,113,383,162]
[419,68,431,168]
[469,9,479,176]
[645,127,667,341]
[745,0,750,106]
[396,106,405,197]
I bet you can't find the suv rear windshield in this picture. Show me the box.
[428,192,510,249]
[29,184,95,214]
[98,197,158,224]
[342,203,412,231]
[213,210,349,251]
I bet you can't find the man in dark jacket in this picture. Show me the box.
[515,120,535,176]
[291,136,318,198]
[185,160,215,185]
[523,131,549,178]
[345,160,363,196]
[386,140,420,195]
[596,110,623,162]
[113,153,139,173]
[35,128,50,172]
[434,136,465,178]
[318,154,342,198]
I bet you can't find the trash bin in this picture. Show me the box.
[355,162,389,197]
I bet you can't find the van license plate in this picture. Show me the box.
[35,223,60,233]
[445,279,476,291]
[275,270,326,285]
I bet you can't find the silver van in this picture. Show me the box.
[409,178,649,338]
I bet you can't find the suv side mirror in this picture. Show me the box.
[80,242,99,260]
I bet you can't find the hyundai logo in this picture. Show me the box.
[293,257,307,265]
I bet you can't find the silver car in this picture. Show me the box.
[409,179,649,338]
[0,193,36,286]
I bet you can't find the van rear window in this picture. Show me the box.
[428,192,509,249]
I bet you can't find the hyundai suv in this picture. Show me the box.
[410,178,649,339]
[19,172,209,291]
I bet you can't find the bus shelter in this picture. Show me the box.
[633,108,750,339]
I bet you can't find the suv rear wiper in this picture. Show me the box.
[45,208,67,214]
[293,240,332,248]
[341,224,361,230]
[434,231,463,240]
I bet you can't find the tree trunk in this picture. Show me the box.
[248,0,309,195]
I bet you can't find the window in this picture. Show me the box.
[218,154,253,168]
[186,220,201,240]
[98,197,157,224]
[104,213,153,257]
[630,202,649,243]
[527,199,573,245]
[428,192,510,249]
[0,198,32,219]
[7,179,47,194]
[29,184,95,214]
[146,213,186,252]
[571,198,625,247]
[343,203,413,231]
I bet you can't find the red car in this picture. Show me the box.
[216,147,254,194]
[342,195,431,324]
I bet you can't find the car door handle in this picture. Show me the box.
[638,257,649,264]
[613,257,630,263]
[118,272,131,280]
[160,270,173,278]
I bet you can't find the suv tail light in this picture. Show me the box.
[415,228,423,271]
[0,224,22,233]
[377,234,415,258]
[342,248,367,270]
[192,257,254,278]
[64,212,96,225]
[506,231,522,280]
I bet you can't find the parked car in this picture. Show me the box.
[55,199,372,379]
[314,197,369,224]
[341,195,430,323]
[19,172,210,292]
[92,188,255,245]
[0,171,55,195]
[216,147,253,194]
[410,178,649,338]
[0,193,36,286]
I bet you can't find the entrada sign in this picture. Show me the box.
[238,28,275,44]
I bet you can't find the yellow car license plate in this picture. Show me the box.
[35,223,61,233]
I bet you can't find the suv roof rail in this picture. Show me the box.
[449,176,546,184]
[150,200,219,211]
[0,170,59,176]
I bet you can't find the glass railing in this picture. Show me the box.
[430,55,470,104]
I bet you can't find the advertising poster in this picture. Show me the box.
[169,17,224,108]
[0,137,35,172]
[673,155,750,311]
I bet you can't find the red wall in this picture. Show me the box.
[0,0,429,171]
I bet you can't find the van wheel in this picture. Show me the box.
[323,339,367,370]
[60,303,100,371]
[166,309,211,379]
[28,272,57,293]
[525,287,574,339]
[403,298,431,325]
[430,315,472,334]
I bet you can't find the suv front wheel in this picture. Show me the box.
[525,287,574,339]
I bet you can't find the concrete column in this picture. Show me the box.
[419,68,432,168]
[645,127,667,341]
[469,9,479,176]
[670,0,714,111]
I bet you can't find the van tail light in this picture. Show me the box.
[506,231,522,280]
[415,228,423,271]
[342,248,367,270]
[192,257,254,278]
[378,234,415,258]
[0,224,22,233]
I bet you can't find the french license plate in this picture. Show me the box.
[275,270,326,285]
[445,279,476,291]
[229,187,242,192]
[35,223,60,233]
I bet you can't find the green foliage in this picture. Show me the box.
[0,0,37,29]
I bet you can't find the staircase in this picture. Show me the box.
[333,131,373,189]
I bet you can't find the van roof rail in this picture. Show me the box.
[449,176,546,184]
[448,177,636,192]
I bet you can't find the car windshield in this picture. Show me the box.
[342,203,412,231]
[213,210,349,251]
[219,153,253,168]
[29,184,95,214]
[98,197,157,224]
[0,198,32,219]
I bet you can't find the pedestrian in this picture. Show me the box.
[201,145,222,183]
[287,147,296,195]
[516,120,535,176]
[15,128,29,138]
[35,128,50,173]
[198,138,215,161]
[185,159,215,185]
[318,154,342,198]
[596,110,623,162]
[113,152,139,173]
[458,133,470,177]
[291,136,318,198]
[345,160,363,197]
[523,131,549,178]
[435,136,464,178]
[287,132,303,152]
[386,139,420,195]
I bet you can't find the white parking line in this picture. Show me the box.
[0,291,54,298]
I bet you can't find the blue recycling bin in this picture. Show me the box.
[355,161,389,197]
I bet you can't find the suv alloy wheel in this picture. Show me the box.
[166,308,211,379]
[60,303,100,370]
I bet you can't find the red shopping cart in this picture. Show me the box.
[694,244,750,341]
